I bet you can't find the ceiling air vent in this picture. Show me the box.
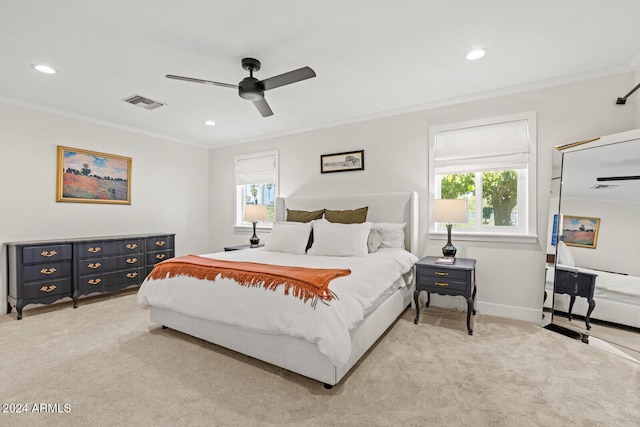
[122,94,165,110]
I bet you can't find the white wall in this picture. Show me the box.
[210,72,637,323]
[0,103,211,314]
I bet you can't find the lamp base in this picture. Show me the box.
[442,223,457,258]
[249,222,260,248]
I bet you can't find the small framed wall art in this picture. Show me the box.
[320,150,364,174]
[56,146,132,204]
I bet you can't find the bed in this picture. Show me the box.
[137,191,419,387]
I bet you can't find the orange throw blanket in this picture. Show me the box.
[146,255,350,307]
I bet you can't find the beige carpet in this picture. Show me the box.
[1,291,639,427]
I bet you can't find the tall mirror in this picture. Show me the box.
[548,130,640,362]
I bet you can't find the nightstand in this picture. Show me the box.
[223,244,264,251]
[413,256,477,335]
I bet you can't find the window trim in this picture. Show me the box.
[428,112,538,244]
[234,150,279,230]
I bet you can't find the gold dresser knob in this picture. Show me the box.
[155,241,166,247]
[88,278,102,285]
[88,263,102,269]
[126,258,137,264]
[126,272,138,278]
[126,243,138,249]
[88,247,102,253]
[156,254,166,260]
[40,268,57,275]
[40,285,57,293]
[41,250,58,258]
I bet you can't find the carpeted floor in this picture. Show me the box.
[1,291,638,427]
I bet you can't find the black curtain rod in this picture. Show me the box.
[616,82,640,105]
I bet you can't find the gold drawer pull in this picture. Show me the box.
[40,285,57,293]
[126,272,138,278]
[435,282,449,287]
[155,241,166,247]
[41,250,58,257]
[88,247,102,253]
[126,243,138,249]
[156,254,166,260]
[126,258,138,264]
[40,267,57,275]
[435,271,449,276]
[88,263,101,269]
[88,278,102,285]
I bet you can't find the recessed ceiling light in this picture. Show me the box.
[31,64,57,74]
[466,48,487,61]
[204,120,216,126]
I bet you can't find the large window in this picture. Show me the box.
[234,151,278,227]
[429,112,537,241]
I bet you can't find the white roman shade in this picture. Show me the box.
[235,153,276,185]
[434,119,530,172]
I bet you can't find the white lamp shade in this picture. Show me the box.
[244,204,268,222]
[432,199,468,224]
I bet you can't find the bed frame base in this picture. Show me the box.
[150,287,411,387]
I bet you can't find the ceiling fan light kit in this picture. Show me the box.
[167,57,316,117]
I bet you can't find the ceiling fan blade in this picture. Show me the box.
[252,98,273,117]
[597,175,640,181]
[261,66,316,91]
[165,74,238,89]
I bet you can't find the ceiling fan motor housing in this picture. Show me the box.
[239,77,265,101]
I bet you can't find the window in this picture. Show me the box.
[234,151,278,227]
[429,112,537,241]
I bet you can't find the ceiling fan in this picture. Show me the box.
[597,175,640,181]
[166,58,316,117]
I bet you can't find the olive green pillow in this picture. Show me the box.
[286,208,324,223]
[324,206,368,224]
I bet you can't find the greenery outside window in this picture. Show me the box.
[429,112,537,241]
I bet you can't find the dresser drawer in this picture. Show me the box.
[76,241,121,258]
[23,244,72,263]
[22,260,72,282]
[22,278,72,299]
[123,239,144,253]
[146,250,172,265]
[146,235,174,250]
[418,266,468,281]
[76,254,143,275]
[418,276,468,292]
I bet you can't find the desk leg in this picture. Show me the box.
[567,295,576,322]
[413,289,420,324]
[585,299,595,330]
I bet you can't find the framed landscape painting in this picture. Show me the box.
[56,146,132,204]
[560,215,600,249]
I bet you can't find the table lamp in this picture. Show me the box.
[432,199,468,257]
[244,204,268,247]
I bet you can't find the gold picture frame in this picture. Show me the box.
[56,146,132,204]
[560,215,600,249]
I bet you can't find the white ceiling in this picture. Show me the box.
[2,1,640,148]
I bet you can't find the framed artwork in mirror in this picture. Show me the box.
[56,146,132,204]
[560,215,600,249]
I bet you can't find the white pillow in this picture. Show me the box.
[371,222,406,249]
[308,220,372,257]
[264,221,312,255]
[557,240,575,267]
[367,228,384,253]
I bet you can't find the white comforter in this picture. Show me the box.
[137,248,418,366]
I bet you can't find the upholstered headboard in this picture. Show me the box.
[275,191,419,256]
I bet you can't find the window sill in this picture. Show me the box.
[428,231,538,244]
